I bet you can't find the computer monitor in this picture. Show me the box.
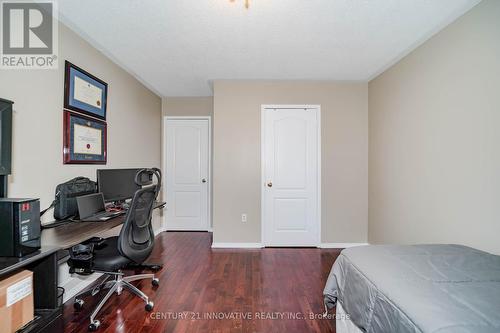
[96,168,142,203]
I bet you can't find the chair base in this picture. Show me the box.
[126,262,163,272]
[73,271,159,331]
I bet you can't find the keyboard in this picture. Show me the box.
[81,210,124,222]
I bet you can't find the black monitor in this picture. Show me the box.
[96,168,142,203]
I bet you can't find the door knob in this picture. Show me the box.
[202,179,207,183]
[267,182,273,187]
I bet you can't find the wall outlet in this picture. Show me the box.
[241,214,247,223]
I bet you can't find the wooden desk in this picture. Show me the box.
[41,217,124,249]
[1,203,165,331]
[41,202,166,249]
[0,247,58,276]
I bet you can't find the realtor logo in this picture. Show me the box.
[1,0,58,69]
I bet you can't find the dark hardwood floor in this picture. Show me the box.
[63,232,341,333]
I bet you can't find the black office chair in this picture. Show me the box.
[70,168,162,331]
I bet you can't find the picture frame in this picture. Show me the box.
[64,61,108,120]
[63,111,107,164]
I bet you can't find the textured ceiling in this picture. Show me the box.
[57,0,481,97]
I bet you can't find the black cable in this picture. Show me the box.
[41,220,71,229]
[40,199,56,216]
[41,216,79,229]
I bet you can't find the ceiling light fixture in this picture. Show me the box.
[229,0,250,9]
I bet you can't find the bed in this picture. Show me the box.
[323,244,500,333]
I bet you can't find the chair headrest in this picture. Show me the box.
[134,168,162,188]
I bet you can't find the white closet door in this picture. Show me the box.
[165,119,209,230]
[263,107,320,246]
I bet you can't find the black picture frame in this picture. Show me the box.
[64,61,108,120]
[63,111,107,164]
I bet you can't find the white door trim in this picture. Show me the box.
[162,116,212,231]
[260,105,322,247]
[211,242,264,249]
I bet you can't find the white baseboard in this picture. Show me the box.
[154,226,167,236]
[211,242,368,249]
[165,227,211,231]
[320,242,369,249]
[211,242,263,249]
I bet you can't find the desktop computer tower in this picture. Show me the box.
[0,198,41,257]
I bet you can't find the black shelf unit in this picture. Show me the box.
[0,248,63,333]
[0,98,13,197]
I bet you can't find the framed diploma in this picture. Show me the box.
[64,61,108,120]
[63,111,107,164]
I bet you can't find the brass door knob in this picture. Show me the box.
[267,182,273,187]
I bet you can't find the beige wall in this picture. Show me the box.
[213,81,368,244]
[368,0,500,254]
[162,97,213,117]
[0,23,162,225]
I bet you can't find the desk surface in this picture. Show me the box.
[41,201,165,249]
[41,217,124,249]
[0,247,59,277]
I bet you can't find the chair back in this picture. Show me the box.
[117,168,161,264]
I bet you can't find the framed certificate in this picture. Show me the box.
[64,61,108,120]
[63,111,107,164]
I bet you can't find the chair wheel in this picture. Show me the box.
[88,320,100,331]
[74,298,84,310]
[152,278,159,287]
[145,301,154,311]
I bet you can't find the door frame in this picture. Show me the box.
[260,105,322,247]
[162,116,212,231]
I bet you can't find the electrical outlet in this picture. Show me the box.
[241,214,247,223]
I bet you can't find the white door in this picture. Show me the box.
[262,106,320,246]
[165,118,210,230]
